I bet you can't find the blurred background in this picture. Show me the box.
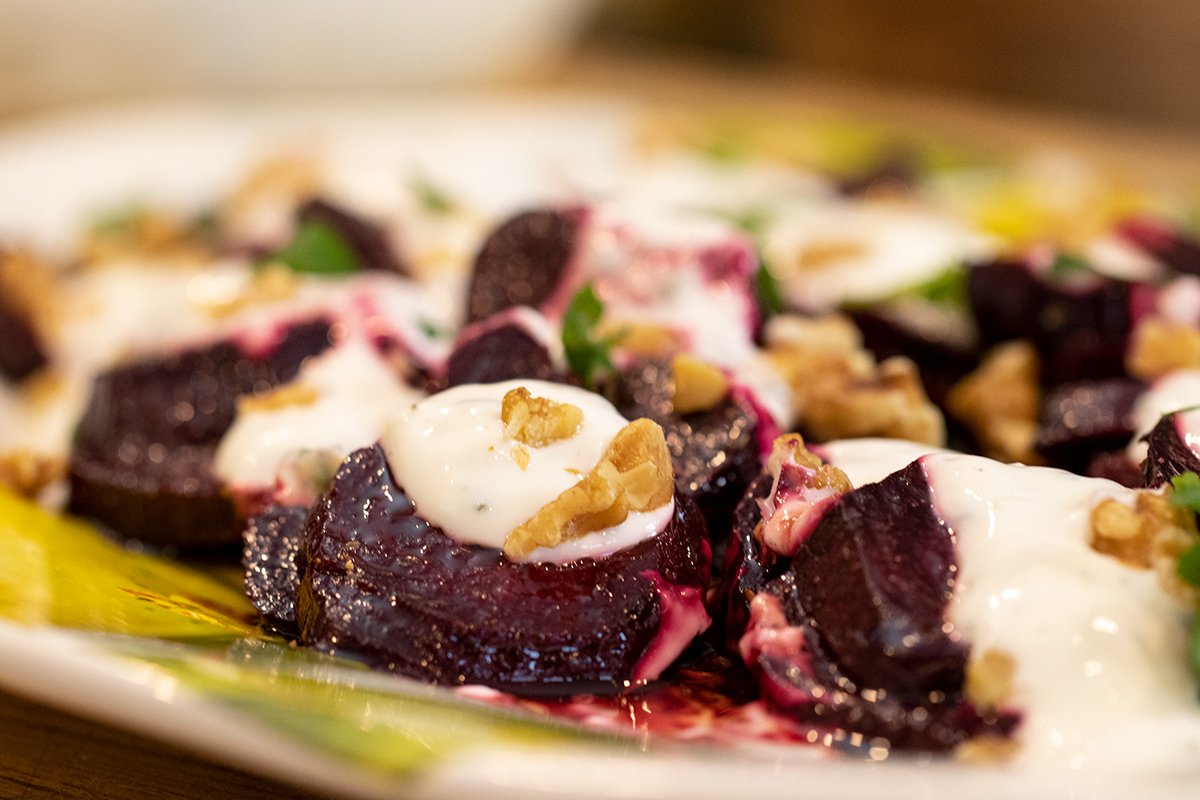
[1,0,1199,131]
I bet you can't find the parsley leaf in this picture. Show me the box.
[1049,252,1092,278]
[418,319,448,340]
[411,176,457,216]
[1170,472,1200,513]
[755,261,785,318]
[1180,542,1200,588]
[562,285,621,388]
[273,220,358,275]
[874,263,966,308]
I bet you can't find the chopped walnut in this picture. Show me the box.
[510,444,531,471]
[199,263,300,318]
[238,383,320,414]
[965,648,1016,712]
[501,387,583,447]
[671,353,729,415]
[1127,316,1200,380]
[604,321,686,359]
[503,418,673,559]
[947,341,1042,463]
[0,249,60,340]
[1091,489,1200,606]
[0,450,64,500]
[765,314,945,444]
[793,239,868,272]
[78,206,216,265]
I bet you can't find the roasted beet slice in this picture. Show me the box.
[790,461,964,695]
[967,257,1135,386]
[1142,408,1200,487]
[715,474,776,645]
[244,505,309,630]
[1087,451,1144,488]
[1035,378,1142,472]
[445,312,561,387]
[297,444,711,696]
[1117,217,1200,277]
[296,198,408,275]
[733,460,1016,751]
[465,208,583,324]
[610,359,761,551]
[68,319,332,546]
[0,292,46,381]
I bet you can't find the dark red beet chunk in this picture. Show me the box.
[609,359,761,553]
[1087,451,1144,488]
[1035,378,1142,473]
[967,258,1134,386]
[446,316,561,387]
[68,319,332,547]
[1142,409,1200,488]
[465,208,583,324]
[297,444,711,697]
[730,460,1017,750]
[788,461,964,695]
[1117,217,1200,277]
[715,474,776,645]
[297,198,408,275]
[244,505,309,631]
[0,292,46,381]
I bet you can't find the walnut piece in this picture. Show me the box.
[503,418,674,559]
[793,239,867,272]
[238,382,320,414]
[0,450,64,500]
[765,314,945,445]
[947,341,1042,463]
[200,263,300,318]
[501,387,583,447]
[0,249,60,340]
[1127,315,1200,379]
[671,353,729,415]
[601,321,685,359]
[78,208,215,265]
[965,648,1016,712]
[1090,489,1200,606]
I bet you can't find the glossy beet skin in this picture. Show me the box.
[68,319,332,547]
[296,198,408,275]
[609,359,761,552]
[727,460,1017,750]
[1142,409,1200,488]
[445,317,562,387]
[296,444,712,697]
[0,291,46,381]
[1117,217,1200,277]
[244,505,308,631]
[465,208,583,324]
[1034,378,1142,473]
[967,258,1134,387]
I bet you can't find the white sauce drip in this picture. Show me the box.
[214,340,421,500]
[382,380,649,555]
[763,201,993,311]
[820,440,1200,773]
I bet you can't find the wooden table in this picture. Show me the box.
[2,44,1199,800]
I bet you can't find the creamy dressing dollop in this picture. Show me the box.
[382,379,668,560]
[820,439,1200,772]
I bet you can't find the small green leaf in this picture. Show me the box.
[1170,472,1200,513]
[1178,541,1200,588]
[755,261,784,318]
[418,319,448,339]
[562,284,617,388]
[273,220,359,275]
[1049,252,1092,278]
[876,263,967,308]
[411,177,457,216]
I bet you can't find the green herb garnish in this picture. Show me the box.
[1170,472,1200,513]
[411,177,457,216]
[755,261,785,319]
[1049,252,1092,278]
[418,319,448,340]
[1179,542,1200,588]
[562,284,621,388]
[872,263,967,308]
[273,220,358,275]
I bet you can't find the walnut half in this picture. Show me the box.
[503,418,674,559]
[501,387,584,447]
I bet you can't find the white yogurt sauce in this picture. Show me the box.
[1128,369,1200,462]
[763,201,993,311]
[820,440,1200,773]
[214,340,422,502]
[382,379,661,557]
